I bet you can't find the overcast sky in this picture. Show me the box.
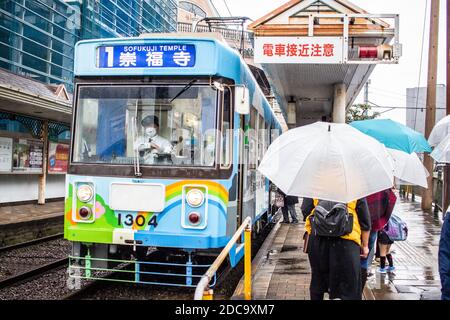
[211,0,448,124]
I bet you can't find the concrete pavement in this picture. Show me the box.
[365,198,443,300]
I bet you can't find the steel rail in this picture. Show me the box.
[0,257,68,289]
[0,233,64,254]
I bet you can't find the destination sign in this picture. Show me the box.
[97,44,196,68]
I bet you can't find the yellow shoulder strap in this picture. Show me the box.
[313,199,319,206]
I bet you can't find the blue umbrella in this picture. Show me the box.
[350,119,431,154]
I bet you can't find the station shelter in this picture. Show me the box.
[0,68,71,204]
[248,0,401,128]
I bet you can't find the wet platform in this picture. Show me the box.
[0,201,64,247]
[365,198,443,300]
[0,201,64,225]
[233,197,444,300]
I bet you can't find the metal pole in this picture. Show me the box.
[194,216,252,300]
[444,0,450,215]
[244,225,252,300]
[38,120,48,205]
[422,0,440,211]
[364,80,371,106]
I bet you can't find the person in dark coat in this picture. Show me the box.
[278,189,299,223]
[439,211,450,300]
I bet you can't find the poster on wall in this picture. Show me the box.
[0,137,13,172]
[12,139,43,173]
[48,142,69,173]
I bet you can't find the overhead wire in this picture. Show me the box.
[222,0,233,16]
[210,0,221,17]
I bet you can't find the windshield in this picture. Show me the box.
[73,84,218,167]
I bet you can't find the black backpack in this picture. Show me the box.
[310,200,354,237]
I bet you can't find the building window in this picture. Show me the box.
[179,1,207,18]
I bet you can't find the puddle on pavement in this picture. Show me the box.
[280,245,300,252]
[277,257,307,264]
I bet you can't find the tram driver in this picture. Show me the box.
[136,115,173,164]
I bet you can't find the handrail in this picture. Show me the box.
[194,216,252,300]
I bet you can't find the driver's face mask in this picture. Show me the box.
[145,127,157,138]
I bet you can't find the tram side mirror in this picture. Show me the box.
[235,86,250,115]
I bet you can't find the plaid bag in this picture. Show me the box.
[275,193,284,208]
[384,214,408,241]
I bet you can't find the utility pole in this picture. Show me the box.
[444,0,450,214]
[422,0,440,211]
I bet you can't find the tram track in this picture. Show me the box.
[0,233,70,283]
[0,233,64,254]
[0,215,277,300]
[0,257,68,290]
[64,218,277,300]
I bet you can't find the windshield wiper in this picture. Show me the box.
[170,79,197,103]
[132,99,142,177]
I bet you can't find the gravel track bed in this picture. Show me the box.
[0,239,71,280]
[0,266,94,300]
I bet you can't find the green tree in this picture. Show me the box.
[346,104,380,123]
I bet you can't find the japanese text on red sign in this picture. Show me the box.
[262,43,335,58]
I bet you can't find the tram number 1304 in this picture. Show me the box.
[117,213,158,228]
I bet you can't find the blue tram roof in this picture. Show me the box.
[74,34,240,78]
[74,34,281,130]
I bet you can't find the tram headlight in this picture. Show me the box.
[186,188,204,207]
[77,184,94,202]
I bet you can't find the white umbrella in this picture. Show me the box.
[258,122,394,203]
[387,148,429,188]
[429,115,450,147]
[431,133,450,163]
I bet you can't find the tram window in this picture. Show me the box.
[220,89,232,168]
[265,121,271,151]
[73,85,218,167]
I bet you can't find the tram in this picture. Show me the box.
[65,33,282,286]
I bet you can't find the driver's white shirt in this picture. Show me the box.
[136,134,173,154]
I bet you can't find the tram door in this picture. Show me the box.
[236,113,245,229]
[240,108,258,227]
[255,114,267,220]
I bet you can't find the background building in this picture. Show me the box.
[178,0,219,24]
[0,0,177,92]
[405,85,446,134]
[0,0,178,204]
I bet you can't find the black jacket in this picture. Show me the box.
[278,189,299,206]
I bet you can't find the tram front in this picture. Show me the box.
[65,35,248,286]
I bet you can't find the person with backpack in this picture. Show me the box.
[302,197,371,300]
